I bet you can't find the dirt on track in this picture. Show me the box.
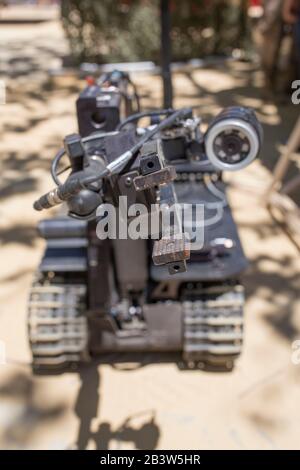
[0,18,300,450]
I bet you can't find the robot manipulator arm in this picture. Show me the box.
[32,107,192,215]
[32,106,262,274]
[131,140,191,275]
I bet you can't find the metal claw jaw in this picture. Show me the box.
[152,234,191,275]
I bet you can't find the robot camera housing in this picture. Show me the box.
[204,107,263,171]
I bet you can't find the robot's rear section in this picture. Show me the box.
[76,69,140,136]
[28,71,262,373]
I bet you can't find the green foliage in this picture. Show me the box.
[61,0,249,64]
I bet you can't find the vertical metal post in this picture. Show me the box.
[160,0,173,108]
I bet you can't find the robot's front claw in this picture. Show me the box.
[152,234,190,274]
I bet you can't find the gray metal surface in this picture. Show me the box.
[113,238,148,294]
[90,302,182,354]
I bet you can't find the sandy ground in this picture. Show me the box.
[0,19,300,450]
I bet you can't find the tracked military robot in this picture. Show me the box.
[28,71,263,372]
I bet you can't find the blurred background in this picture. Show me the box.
[0,0,299,450]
